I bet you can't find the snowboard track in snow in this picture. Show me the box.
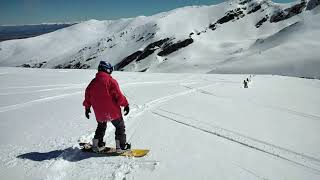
[0,86,84,96]
[0,83,86,90]
[124,80,320,174]
[254,102,320,122]
[40,99,161,180]
[157,108,320,164]
[39,142,158,180]
[152,111,320,174]
[0,91,82,112]
[123,80,320,175]
[3,70,319,179]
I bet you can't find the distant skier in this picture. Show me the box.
[243,80,248,88]
[83,61,131,152]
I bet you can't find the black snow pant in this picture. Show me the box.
[94,117,126,147]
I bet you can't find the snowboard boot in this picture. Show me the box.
[98,140,105,148]
[92,138,105,152]
[115,140,131,153]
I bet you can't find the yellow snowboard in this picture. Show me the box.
[79,143,150,158]
[120,149,150,157]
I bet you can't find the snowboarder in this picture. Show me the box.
[83,61,130,152]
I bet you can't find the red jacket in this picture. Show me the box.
[83,71,128,122]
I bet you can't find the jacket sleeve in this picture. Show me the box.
[109,78,129,107]
[83,81,92,109]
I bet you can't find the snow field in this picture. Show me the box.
[0,68,319,179]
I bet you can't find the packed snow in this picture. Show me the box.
[0,0,319,78]
[0,67,319,179]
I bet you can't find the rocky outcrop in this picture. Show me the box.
[239,0,253,5]
[217,8,245,24]
[211,0,313,30]
[157,38,194,56]
[270,1,307,23]
[114,51,143,70]
[247,3,262,14]
[115,38,193,70]
[54,61,90,69]
[85,56,97,62]
[256,15,269,28]
[306,0,320,10]
[209,8,245,30]
[139,68,149,72]
[136,36,144,42]
[136,38,170,61]
[114,38,170,70]
[19,61,47,68]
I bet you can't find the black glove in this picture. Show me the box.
[123,105,130,116]
[85,108,91,119]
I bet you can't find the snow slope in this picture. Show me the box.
[0,0,319,79]
[210,9,320,78]
[0,67,319,179]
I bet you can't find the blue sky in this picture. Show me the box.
[0,0,295,25]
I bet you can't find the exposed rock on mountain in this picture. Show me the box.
[256,15,269,28]
[306,0,320,10]
[247,3,262,14]
[209,8,245,30]
[270,1,307,23]
[157,38,194,56]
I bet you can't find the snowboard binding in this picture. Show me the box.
[121,143,131,150]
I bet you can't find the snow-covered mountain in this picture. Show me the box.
[0,0,319,78]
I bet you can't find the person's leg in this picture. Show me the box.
[94,122,107,147]
[111,117,127,149]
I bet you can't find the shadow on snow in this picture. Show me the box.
[17,147,112,162]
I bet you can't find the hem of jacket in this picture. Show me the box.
[95,115,122,122]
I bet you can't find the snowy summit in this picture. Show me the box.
[0,0,319,78]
